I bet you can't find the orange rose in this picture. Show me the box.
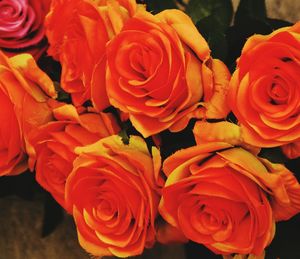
[228,22,300,148]
[65,135,164,257]
[159,142,300,255]
[104,9,230,137]
[45,0,139,106]
[0,51,56,176]
[29,103,120,211]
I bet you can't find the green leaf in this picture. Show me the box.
[186,0,233,29]
[118,129,130,145]
[196,16,228,61]
[235,0,267,23]
[186,0,233,61]
[207,31,228,61]
[143,0,177,14]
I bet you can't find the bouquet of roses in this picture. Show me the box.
[0,0,299,258]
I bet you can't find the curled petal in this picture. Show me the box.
[281,141,300,159]
[194,121,242,146]
[203,59,231,119]
[156,9,210,61]
[259,158,300,221]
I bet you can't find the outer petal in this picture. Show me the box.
[194,121,242,146]
[9,54,57,99]
[156,9,210,61]
[204,59,231,119]
[259,158,300,221]
[193,121,260,154]
[0,51,56,175]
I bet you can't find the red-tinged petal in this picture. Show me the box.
[281,141,300,159]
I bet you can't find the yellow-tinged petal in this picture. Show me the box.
[156,9,210,61]
[107,0,129,35]
[163,142,232,177]
[218,148,289,197]
[73,207,112,257]
[164,154,205,185]
[205,59,231,119]
[9,53,57,99]
[184,48,203,104]
[52,104,80,122]
[151,146,164,189]
[194,121,242,146]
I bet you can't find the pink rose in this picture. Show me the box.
[0,0,50,59]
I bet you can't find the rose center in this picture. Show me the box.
[269,83,288,104]
[129,47,150,80]
[200,207,222,230]
[97,199,117,219]
[0,5,15,17]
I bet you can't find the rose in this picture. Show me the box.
[159,142,300,255]
[28,103,120,211]
[104,9,230,137]
[0,51,56,176]
[45,0,139,106]
[0,0,51,59]
[65,135,164,257]
[228,22,300,148]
